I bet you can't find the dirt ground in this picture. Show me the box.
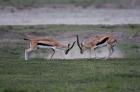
[0,6,140,25]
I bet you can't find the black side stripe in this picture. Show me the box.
[37,43,53,46]
[96,37,109,46]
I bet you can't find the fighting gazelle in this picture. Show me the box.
[24,37,76,60]
[76,34,117,59]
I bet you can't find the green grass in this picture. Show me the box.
[0,56,140,92]
[0,0,123,6]
[1,24,140,32]
[0,42,139,92]
[119,42,140,58]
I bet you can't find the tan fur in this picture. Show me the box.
[24,37,75,60]
[29,37,68,49]
[77,34,117,59]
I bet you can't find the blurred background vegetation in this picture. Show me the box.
[0,0,140,8]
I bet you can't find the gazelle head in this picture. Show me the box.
[65,41,76,55]
[76,35,84,54]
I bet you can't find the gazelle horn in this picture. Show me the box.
[65,41,76,54]
[76,35,83,54]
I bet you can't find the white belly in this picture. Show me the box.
[37,45,55,49]
[97,42,108,48]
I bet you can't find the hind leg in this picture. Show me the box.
[25,48,33,60]
[106,44,114,59]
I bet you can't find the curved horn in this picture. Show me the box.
[76,35,83,54]
[65,41,76,54]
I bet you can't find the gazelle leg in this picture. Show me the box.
[106,45,114,59]
[25,49,28,60]
[50,48,55,59]
[25,48,33,60]
[94,48,97,59]
[110,46,114,57]
[89,48,92,58]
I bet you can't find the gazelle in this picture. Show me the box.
[76,34,117,59]
[24,37,76,60]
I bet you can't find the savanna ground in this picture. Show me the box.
[0,25,140,92]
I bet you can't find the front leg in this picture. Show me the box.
[89,48,92,58]
[92,46,98,59]
[93,48,97,59]
[50,48,55,59]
